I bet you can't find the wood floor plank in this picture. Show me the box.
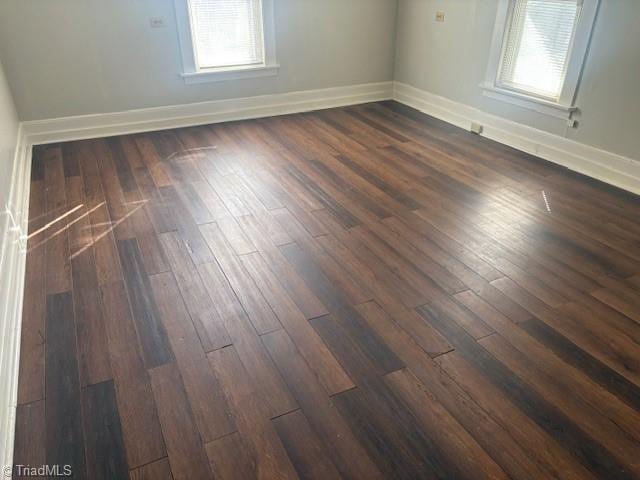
[17,171,46,404]
[591,286,640,324]
[317,109,399,148]
[129,458,173,480]
[175,181,216,225]
[273,228,355,308]
[197,257,297,418]
[117,238,173,369]
[93,138,136,241]
[224,174,293,247]
[62,142,82,178]
[216,215,258,256]
[133,134,173,188]
[429,296,495,340]
[273,207,374,306]
[82,380,129,480]
[89,200,124,286]
[190,179,232,221]
[44,146,72,294]
[332,383,455,480]
[208,346,299,480]
[281,242,404,375]
[395,210,503,283]
[492,276,640,386]
[150,272,235,442]
[314,229,452,356]
[306,155,395,219]
[204,432,256,480]
[474,281,534,324]
[306,312,458,479]
[417,303,635,479]
[159,231,232,352]
[107,137,141,203]
[235,213,329,320]
[493,256,570,308]
[519,315,640,411]
[127,204,170,276]
[149,362,213,480]
[365,219,468,294]
[478,333,640,470]
[350,225,442,306]
[272,409,343,480]
[12,400,46,473]
[200,221,282,335]
[454,289,640,427]
[436,350,597,480]
[355,301,558,479]
[240,251,354,394]
[100,281,166,468]
[332,152,422,209]
[72,248,112,386]
[239,169,286,211]
[65,175,93,257]
[262,329,384,480]
[159,185,214,265]
[310,313,404,382]
[128,154,177,235]
[150,131,202,184]
[45,292,86,479]
[284,163,360,229]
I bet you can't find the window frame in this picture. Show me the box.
[174,0,278,84]
[481,0,600,119]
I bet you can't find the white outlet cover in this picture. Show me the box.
[150,17,166,28]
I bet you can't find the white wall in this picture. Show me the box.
[0,54,21,475]
[395,0,640,161]
[0,57,19,217]
[0,0,398,120]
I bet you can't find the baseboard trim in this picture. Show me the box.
[0,125,31,472]
[393,82,640,196]
[23,79,638,196]
[23,81,394,145]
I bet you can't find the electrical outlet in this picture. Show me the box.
[470,122,484,135]
[150,17,166,28]
[435,11,445,22]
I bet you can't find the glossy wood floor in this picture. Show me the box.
[13,101,640,479]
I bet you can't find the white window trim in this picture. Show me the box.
[173,0,279,84]
[481,0,600,119]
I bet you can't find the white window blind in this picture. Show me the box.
[188,0,265,70]
[498,0,582,100]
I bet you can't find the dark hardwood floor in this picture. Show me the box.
[13,101,640,479]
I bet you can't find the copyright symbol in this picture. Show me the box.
[2,466,12,477]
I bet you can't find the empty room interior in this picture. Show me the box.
[1,0,640,478]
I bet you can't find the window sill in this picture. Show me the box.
[182,63,280,85]
[480,83,576,120]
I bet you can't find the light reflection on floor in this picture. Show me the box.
[26,200,148,259]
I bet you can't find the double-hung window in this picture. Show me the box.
[175,0,278,84]
[483,0,600,118]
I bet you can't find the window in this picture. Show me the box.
[483,0,600,118]
[174,0,278,84]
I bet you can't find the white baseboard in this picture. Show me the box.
[393,82,640,195]
[21,79,639,196]
[22,81,394,145]
[0,125,31,472]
